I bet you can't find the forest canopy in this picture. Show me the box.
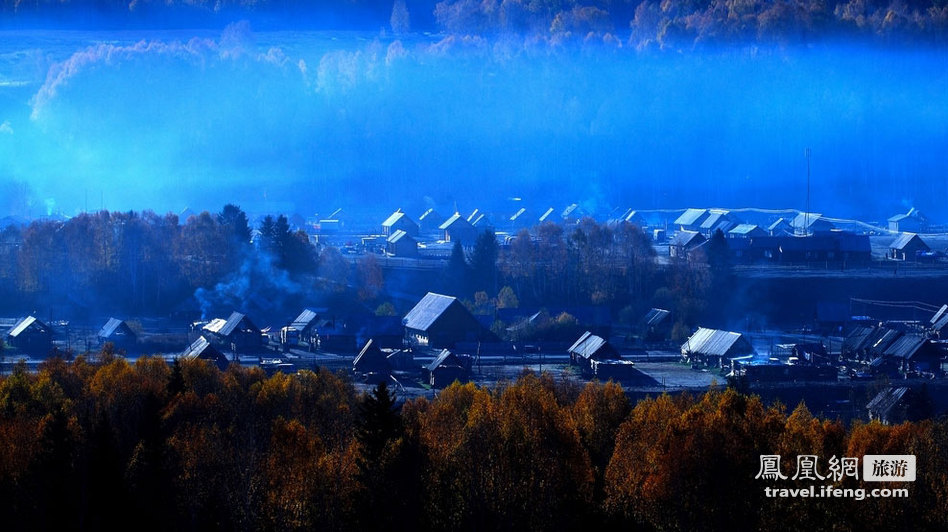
[0,355,945,530]
[2,0,948,47]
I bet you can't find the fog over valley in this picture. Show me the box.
[1,25,947,221]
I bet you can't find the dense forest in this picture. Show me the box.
[3,0,948,46]
[0,205,728,334]
[0,355,944,530]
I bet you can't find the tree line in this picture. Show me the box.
[0,205,318,316]
[0,205,728,338]
[0,354,945,530]
[3,0,947,46]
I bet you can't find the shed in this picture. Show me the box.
[681,327,755,367]
[353,339,392,381]
[203,311,262,352]
[6,316,52,355]
[670,230,706,259]
[426,349,471,388]
[386,349,415,371]
[728,224,766,238]
[285,307,325,346]
[382,209,419,237]
[641,308,672,341]
[568,331,620,375]
[889,233,929,261]
[386,230,419,257]
[883,335,941,372]
[418,208,444,231]
[439,213,477,245]
[867,387,913,425]
[403,292,488,348]
[181,336,229,371]
[97,318,137,350]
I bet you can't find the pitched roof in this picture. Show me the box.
[426,349,466,372]
[99,318,124,338]
[867,387,910,416]
[682,327,753,357]
[8,316,46,338]
[290,308,323,331]
[700,210,735,230]
[931,304,948,332]
[791,212,831,231]
[767,218,792,232]
[439,213,473,231]
[205,312,256,337]
[729,224,763,236]
[382,210,407,227]
[98,318,134,339]
[403,293,458,332]
[843,326,877,353]
[353,339,391,371]
[643,308,671,327]
[883,335,932,359]
[387,229,414,244]
[568,331,618,360]
[671,230,705,248]
[182,336,221,359]
[674,208,708,226]
[890,233,928,251]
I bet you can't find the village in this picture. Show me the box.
[3,202,948,424]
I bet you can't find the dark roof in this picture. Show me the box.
[427,349,466,372]
[883,335,932,360]
[682,327,754,357]
[403,293,458,332]
[843,326,877,353]
[867,387,910,417]
[869,328,903,354]
[671,230,705,248]
[7,316,47,338]
[568,331,619,360]
[353,339,391,371]
[643,308,671,327]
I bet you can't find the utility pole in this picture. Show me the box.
[805,148,811,236]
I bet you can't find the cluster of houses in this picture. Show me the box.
[679,300,948,386]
